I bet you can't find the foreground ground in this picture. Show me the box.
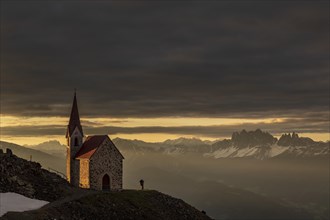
[1,190,211,220]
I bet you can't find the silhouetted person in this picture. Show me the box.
[139,179,144,190]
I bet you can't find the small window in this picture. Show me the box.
[74,137,79,146]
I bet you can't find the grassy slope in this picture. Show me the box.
[2,190,211,220]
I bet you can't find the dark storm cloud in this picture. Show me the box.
[1,1,329,121]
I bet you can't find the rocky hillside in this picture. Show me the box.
[0,150,211,220]
[0,141,65,172]
[0,148,77,202]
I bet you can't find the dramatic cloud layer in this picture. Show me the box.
[1,115,328,139]
[0,1,329,143]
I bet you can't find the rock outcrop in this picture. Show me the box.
[277,132,315,147]
[0,148,77,202]
[231,129,277,148]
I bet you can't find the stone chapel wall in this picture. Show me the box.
[79,159,90,188]
[71,159,80,187]
[89,138,123,190]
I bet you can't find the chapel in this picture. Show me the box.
[66,92,124,190]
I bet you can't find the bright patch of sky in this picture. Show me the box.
[0,115,286,127]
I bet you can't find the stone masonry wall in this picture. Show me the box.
[66,147,71,182]
[79,159,89,188]
[71,159,80,187]
[67,127,83,187]
[89,138,123,190]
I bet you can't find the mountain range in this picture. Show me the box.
[24,140,67,158]
[113,129,329,160]
[11,129,329,160]
[205,130,329,160]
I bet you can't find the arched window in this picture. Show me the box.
[74,137,79,146]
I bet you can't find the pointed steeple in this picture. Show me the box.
[66,91,83,137]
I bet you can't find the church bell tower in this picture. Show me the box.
[66,91,84,185]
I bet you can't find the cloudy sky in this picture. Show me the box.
[1,1,329,145]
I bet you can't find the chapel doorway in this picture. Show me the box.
[102,174,110,191]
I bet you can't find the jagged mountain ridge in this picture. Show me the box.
[163,137,209,146]
[205,130,329,159]
[113,130,329,160]
[7,130,329,160]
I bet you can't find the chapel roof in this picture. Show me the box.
[75,135,108,159]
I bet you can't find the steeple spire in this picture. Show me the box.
[66,91,83,137]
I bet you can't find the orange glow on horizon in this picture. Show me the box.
[0,114,287,127]
[0,114,328,146]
